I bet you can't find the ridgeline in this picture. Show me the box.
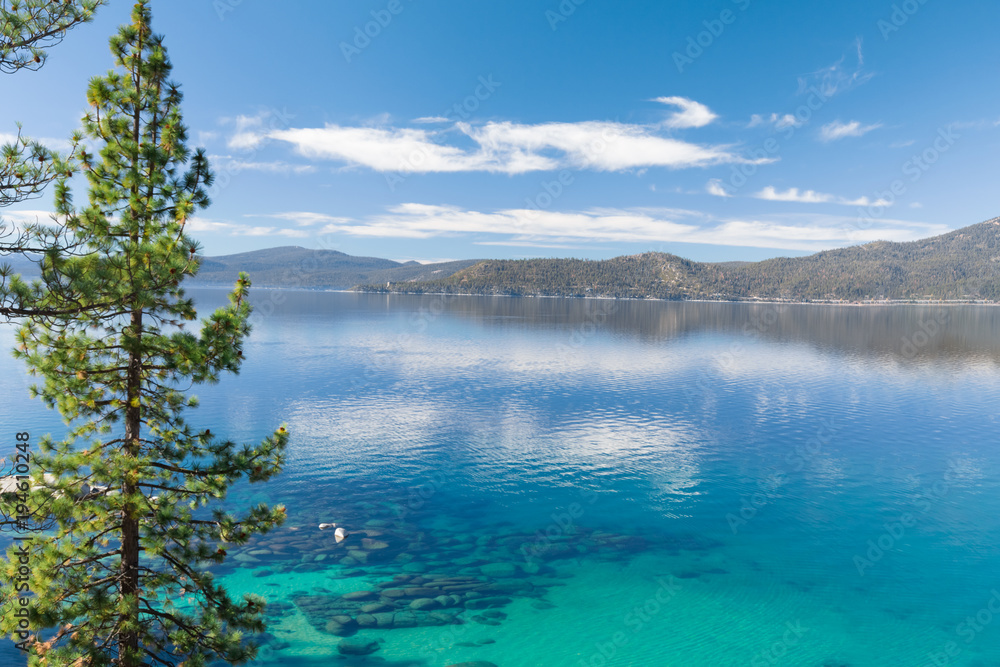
[190,247,479,290]
[357,218,1000,302]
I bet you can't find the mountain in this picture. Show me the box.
[358,218,1000,302]
[190,247,479,289]
[3,246,477,288]
[7,218,999,301]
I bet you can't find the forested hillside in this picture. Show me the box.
[359,218,1000,301]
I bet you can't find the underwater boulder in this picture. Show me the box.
[337,638,381,656]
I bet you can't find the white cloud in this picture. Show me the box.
[269,117,767,175]
[291,204,942,252]
[819,120,883,142]
[222,110,296,151]
[187,217,310,238]
[840,195,893,207]
[0,131,73,152]
[0,210,58,231]
[227,114,270,150]
[748,113,803,130]
[706,179,732,198]
[755,186,892,207]
[652,96,719,129]
[473,241,588,250]
[755,187,833,204]
[219,159,316,175]
[262,212,352,227]
[412,116,451,124]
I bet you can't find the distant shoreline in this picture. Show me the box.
[355,289,1000,307]
[187,284,1000,307]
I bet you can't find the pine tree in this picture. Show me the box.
[1,0,107,73]
[0,3,288,665]
[2,0,106,294]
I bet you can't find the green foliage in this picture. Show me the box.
[0,0,106,73]
[1,125,62,208]
[0,4,287,666]
[0,124,85,261]
[361,218,1000,302]
[1,0,103,270]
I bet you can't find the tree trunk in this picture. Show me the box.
[119,309,142,666]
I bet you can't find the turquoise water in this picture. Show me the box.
[3,291,1000,666]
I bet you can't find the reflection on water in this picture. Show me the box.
[2,289,1000,666]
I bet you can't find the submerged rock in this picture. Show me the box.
[342,590,377,601]
[324,616,357,637]
[337,638,381,656]
[232,553,260,564]
[410,597,441,611]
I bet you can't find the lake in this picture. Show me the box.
[3,290,1000,666]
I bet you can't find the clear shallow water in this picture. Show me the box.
[3,291,1000,666]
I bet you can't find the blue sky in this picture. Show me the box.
[2,0,998,263]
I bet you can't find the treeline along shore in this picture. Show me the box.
[356,218,1000,303]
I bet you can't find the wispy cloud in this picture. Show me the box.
[262,212,353,227]
[266,112,768,175]
[755,186,834,204]
[0,210,58,230]
[755,186,891,207]
[217,159,316,175]
[653,96,719,129]
[0,131,73,153]
[706,178,732,198]
[748,113,803,130]
[226,114,271,150]
[797,38,874,98]
[819,120,883,142]
[949,118,1000,130]
[188,217,311,238]
[270,204,943,252]
[474,240,589,250]
[220,109,295,151]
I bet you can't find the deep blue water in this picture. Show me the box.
[3,290,1000,666]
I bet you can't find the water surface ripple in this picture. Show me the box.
[2,292,999,666]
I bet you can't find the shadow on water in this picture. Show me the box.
[389,295,1000,364]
